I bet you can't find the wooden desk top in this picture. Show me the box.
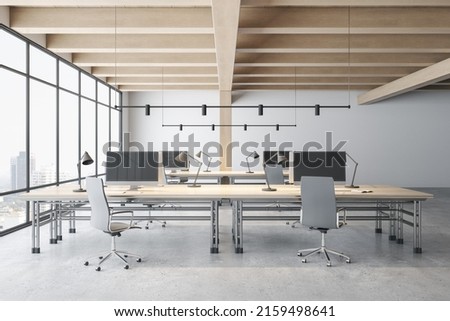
[19,183,433,202]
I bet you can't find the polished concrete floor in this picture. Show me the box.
[0,188,449,301]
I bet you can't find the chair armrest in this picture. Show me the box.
[111,210,136,226]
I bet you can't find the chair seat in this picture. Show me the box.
[109,222,130,233]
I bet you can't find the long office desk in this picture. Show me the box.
[19,184,432,255]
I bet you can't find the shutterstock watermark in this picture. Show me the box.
[102,131,347,169]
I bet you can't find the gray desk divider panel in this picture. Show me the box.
[106,151,159,183]
[293,151,346,182]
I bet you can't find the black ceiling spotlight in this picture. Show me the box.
[202,104,207,116]
[258,104,264,116]
[315,104,320,116]
[211,124,215,131]
[244,124,248,131]
[276,124,280,131]
[145,104,151,116]
[179,124,183,131]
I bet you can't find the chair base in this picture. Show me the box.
[297,246,351,267]
[297,232,351,266]
[84,249,142,271]
[84,235,142,271]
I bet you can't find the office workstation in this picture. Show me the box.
[20,150,432,256]
[1,1,450,307]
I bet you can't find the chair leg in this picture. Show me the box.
[325,248,351,263]
[297,232,351,266]
[298,247,321,263]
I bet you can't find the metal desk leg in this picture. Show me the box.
[31,201,40,254]
[210,200,219,253]
[56,202,63,241]
[413,201,423,253]
[69,206,76,233]
[375,201,382,233]
[397,203,404,244]
[389,202,397,241]
[232,200,243,253]
[49,202,58,244]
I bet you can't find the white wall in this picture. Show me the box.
[127,89,450,187]
[126,90,220,155]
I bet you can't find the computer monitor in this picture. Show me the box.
[105,151,159,187]
[161,150,189,170]
[263,151,290,168]
[293,151,346,182]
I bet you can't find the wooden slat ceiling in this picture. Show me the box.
[5,0,450,94]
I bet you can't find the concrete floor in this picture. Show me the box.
[0,188,449,301]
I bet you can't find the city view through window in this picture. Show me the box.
[0,27,121,232]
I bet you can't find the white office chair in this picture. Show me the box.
[297,176,351,267]
[84,177,142,271]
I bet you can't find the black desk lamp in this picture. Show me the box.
[74,151,94,192]
[196,151,212,172]
[264,152,287,167]
[245,151,260,173]
[175,151,203,187]
[345,153,359,188]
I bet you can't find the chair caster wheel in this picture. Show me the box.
[145,226,149,230]
[98,256,103,260]
[327,263,332,267]
[162,225,166,228]
[95,267,101,271]
[285,222,290,225]
[84,261,89,266]
[124,255,128,258]
[301,259,307,263]
[137,258,142,263]
[346,259,351,264]
[297,252,302,257]
[124,265,129,270]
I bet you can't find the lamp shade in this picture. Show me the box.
[80,151,94,165]
[175,151,188,163]
[250,151,260,159]
[277,155,287,164]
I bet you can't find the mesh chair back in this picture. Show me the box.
[300,176,338,229]
[86,177,111,232]
[264,164,285,185]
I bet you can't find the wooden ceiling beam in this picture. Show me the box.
[119,84,218,91]
[107,76,218,84]
[47,34,215,53]
[235,53,450,65]
[233,66,421,76]
[237,34,450,53]
[358,58,450,105]
[72,53,216,67]
[241,0,450,6]
[92,66,217,77]
[10,7,213,34]
[1,1,211,6]
[211,0,240,91]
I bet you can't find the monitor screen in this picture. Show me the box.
[161,151,189,169]
[105,151,159,184]
[293,151,346,182]
[263,151,290,168]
